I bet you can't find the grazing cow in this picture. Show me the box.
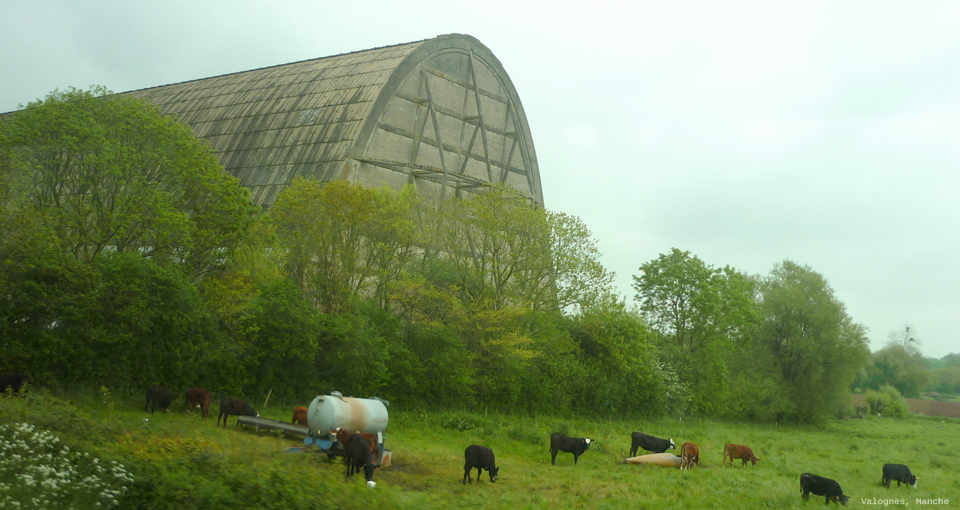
[800,473,849,506]
[881,463,918,488]
[463,445,499,484]
[183,388,211,420]
[292,406,308,426]
[217,397,258,428]
[723,443,759,467]
[0,374,30,394]
[630,432,676,457]
[550,432,593,465]
[331,428,377,456]
[344,433,376,482]
[680,442,700,470]
[144,385,173,413]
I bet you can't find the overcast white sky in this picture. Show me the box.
[2,0,958,357]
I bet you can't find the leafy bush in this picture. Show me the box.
[0,422,133,509]
[439,412,484,432]
[507,424,544,446]
[864,385,909,418]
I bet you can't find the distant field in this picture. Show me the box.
[3,391,959,509]
[851,393,960,418]
[920,393,960,404]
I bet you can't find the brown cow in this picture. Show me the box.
[723,443,759,467]
[184,388,211,420]
[680,442,700,470]
[331,427,377,456]
[292,406,308,425]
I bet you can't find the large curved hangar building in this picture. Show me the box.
[128,34,543,207]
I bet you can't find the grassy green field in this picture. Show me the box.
[3,390,959,509]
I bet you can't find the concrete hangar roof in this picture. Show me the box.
[127,34,543,208]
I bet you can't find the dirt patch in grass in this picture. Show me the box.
[905,398,960,417]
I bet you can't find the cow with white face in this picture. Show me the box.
[550,433,593,465]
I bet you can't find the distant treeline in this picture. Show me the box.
[853,327,960,397]
[0,87,880,422]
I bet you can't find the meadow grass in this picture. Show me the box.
[2,390,958,509]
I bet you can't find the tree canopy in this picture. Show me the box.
[0,86,256,275]
[1,85,889,423]
[633,252,870,422]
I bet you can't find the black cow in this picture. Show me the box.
[144,385,173,413]
[463,445,499,484]
[630,432,675,457]
[800,473,849,506]
[881,464,918,488]
[550,432,593,465]
[217,397,258,428]
[0,374,30,394]
[345,433,376,482]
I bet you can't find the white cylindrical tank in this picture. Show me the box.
[307,392,389,437]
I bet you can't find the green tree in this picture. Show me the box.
[0,244,103,381]
[546,211,616,313]
[931,353,960,395]
[856,327,931,397]
[94,252,209,390]
[271,178,419,312]
[0,86,255,275]
[314,304,397,398]
[632,249,760,415]
[930,363,960,394]
[241,279,322,401]
[567,302,667,415]
[426,186,615,321]
[755,260,870,422]
[434,185,552,312]
[633,249,759,353]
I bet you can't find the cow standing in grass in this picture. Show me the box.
[550,433,592,465]
[680,442,700,470]
[344,433,376,483]
[145,385,173,413]
[630,432,675,457]
[723,443,759,467]
[463,445,499,484]
[217,397,258,428]
[184,388,211,420]
[800,473,849,505]
[881,464,918,488]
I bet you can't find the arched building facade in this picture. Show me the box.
[128,34,543,207]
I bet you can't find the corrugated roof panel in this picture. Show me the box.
[120,36,539,207]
